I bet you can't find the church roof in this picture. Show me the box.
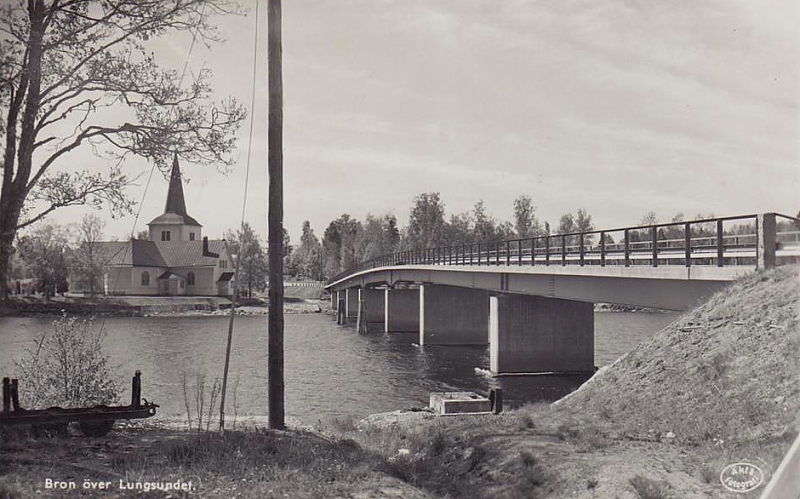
[148,154,202,227]
[89,239,228,268]
[93,240,168,267]
[155,240,227,267]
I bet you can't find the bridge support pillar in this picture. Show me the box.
[361,288,385,330]
[345,287,360,320]
[489,294,594,375]
[419,284,490,346]
[385,288,420,332]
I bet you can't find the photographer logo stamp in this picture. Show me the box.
[720,462,765,493]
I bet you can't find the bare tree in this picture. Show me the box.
[0,0,246,301]
[73,213,105,296]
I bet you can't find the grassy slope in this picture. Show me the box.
[554,265,800,445]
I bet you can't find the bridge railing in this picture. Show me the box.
[326,213,800,285]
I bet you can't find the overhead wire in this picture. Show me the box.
[219,0,261,431]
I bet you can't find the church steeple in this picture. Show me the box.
[146,154,202,241]
[165,153,188,216]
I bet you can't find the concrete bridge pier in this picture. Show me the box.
[489,294,594,375]
[345,287,360,320]
[360,288,385,330]
[384,288,420,333]
[419,284,490,346]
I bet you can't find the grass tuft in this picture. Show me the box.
[629,475,672,499]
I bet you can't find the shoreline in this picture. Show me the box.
[0,297,327,318]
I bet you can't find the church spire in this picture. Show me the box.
[165,153,188,216]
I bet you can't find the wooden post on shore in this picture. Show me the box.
[267,0,285,430]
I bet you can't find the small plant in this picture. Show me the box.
[700,463,717,484]
[326,415,359,434]
[181,372,221,431]
[517,411,536,430]
[629,475,672,499]
[516,450,549,496]
[556,420,580,441]
[14,313,119,409]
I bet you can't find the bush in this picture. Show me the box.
[14,313,119,409]
[629,475,672,499]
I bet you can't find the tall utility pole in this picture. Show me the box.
[267,0,285,429]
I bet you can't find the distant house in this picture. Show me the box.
[84,156,235,296]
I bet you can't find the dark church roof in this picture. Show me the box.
[90,239,228,268]
[148,155,202,227]
[93,240,167,267]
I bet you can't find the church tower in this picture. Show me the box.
[147,155,203,242]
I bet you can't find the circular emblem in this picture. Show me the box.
[720,462,765,493]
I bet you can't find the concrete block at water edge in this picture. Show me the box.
[429,392,491,415]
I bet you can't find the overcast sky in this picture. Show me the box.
[49,0,799,242]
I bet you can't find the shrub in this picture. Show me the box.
[14,313,119,409]
[629,475,672,499]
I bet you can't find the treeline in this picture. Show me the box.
[285,193,799,281]
[293,193,597,280]
[7,214,107,298]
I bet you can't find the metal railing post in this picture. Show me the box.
[561,235,567,266]
[496,241,501,266]
[685,223,691,267]
[600,232,606,267]
[579,233,585,266]
[506,241,511,265]
[652,226,658,267]
[757,213,776,269]
[716,219,724,267]
[545,236,550,266]
[624,229,630,267]
[518,240,523,265]
[530,238,535,266]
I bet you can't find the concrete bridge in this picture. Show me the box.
[325,213,799,375]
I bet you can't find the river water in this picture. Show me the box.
[0,308,678,424]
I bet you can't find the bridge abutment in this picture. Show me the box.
[419,284,490,346]
[489,294,594,375]
[385,288,420,332]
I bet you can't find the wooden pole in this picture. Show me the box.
[267,0,285,430]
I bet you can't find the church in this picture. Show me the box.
[90,156,235,296]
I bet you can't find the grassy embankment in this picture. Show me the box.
[1,267,797,498]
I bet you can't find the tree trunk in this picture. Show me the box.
[0,1,46,304]
[0,231,15,302]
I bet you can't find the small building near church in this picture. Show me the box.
[79,156,235,297]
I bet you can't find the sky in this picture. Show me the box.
[44,0,800,242]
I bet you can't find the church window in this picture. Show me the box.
[141,271,150,286]
[189,232,195,241]
[161,230,171,241]
[187,272,195,285]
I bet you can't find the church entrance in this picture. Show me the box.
[158,272,186,296]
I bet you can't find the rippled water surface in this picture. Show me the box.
[0,309,678,424]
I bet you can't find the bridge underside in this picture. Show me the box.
[327,266,748,375]
[327,264,748,311]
